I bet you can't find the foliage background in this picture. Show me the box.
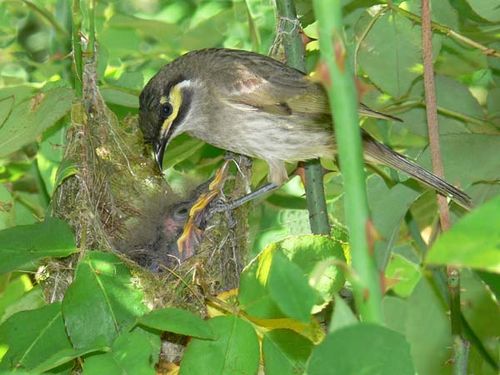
[0,0,498,374]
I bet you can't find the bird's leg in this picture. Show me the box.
[177,160,231,259]
[208,182,279,214]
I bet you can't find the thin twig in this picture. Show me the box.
[421,0,468,373]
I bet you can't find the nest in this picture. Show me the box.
[47,56,249,312]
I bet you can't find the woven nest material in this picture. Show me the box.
[48,57,249,312]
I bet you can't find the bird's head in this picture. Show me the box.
[139,67,195,171]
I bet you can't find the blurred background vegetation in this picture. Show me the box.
[1,0,499,257]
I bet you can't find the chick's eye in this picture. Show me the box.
[161,103,173,118]
[173,205,189,220]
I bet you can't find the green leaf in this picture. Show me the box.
[406,0,459,28]
[406,278,453,375]
[418,134,500,197]
[0,218,77,274]
[487,87,500,123]
[0,88,73,158]
[0,275,45,324]
[62,252,149,349]
[426,195,500,273]
[238,246,284,319]
[137,307,215,339]
[180,316,259,375]
[435,75,484,121]
[461,270,500,365]
[82,329,160,375]
[383,296,408,334]
[385,254,421,297]
[100,87,139,108]
[37,125,66,196]
[464,0,500,22]
[0,185,15,230]
[477,271,500,300]
[53,159,78,191]
[358,12,440,98]
[307,323,415,375]
[268,251,317,323]
[0,96,14,129]
[164,134,205,169]
[0,303,73,371]
[329,294,358,332]
[262,329,313,375]
[239,235,345,320]
[367,176,421,268]
[106,14,181,54]
[33,346,107,374]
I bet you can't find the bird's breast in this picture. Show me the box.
[188,106,335,163]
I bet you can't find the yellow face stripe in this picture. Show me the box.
[160,83,184,137]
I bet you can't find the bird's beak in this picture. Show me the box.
[154,137,168,171]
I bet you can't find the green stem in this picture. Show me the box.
[275,0,330,236]
[385,100,487,127]
[313,0,383,323]
[71,0,83,96]
[88,0,96,58]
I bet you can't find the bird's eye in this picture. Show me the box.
[173,205,189,221]
[161,103,173,118]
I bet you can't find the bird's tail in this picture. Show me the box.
[362,133,472,209]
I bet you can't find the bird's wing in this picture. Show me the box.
[217,60,401,122]
[216,58,331,117]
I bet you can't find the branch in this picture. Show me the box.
[313,0,383,323]
[275,0,330,235]
[421,0,468,372]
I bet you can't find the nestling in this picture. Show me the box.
[139,48,471,208]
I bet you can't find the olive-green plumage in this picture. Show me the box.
[139,48,471,208]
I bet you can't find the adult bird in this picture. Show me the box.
[139,48,471,209]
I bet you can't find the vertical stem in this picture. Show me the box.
[275,0,330,235]
[421,0,468,372]
[71,0,83,96]
[88,0,96,57]
[312,0,382,322]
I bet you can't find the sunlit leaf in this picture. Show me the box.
[262,329,313,375]
[307,323,415,375]
[0,303,72,371]
[0,218,76,274]
[62,252,148,349]
[82,329,160,375]
[138,307,215,339]
[426,196,500,273]
[358,11,441,98]
[180,316,259,375]
[0,88,73,158]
